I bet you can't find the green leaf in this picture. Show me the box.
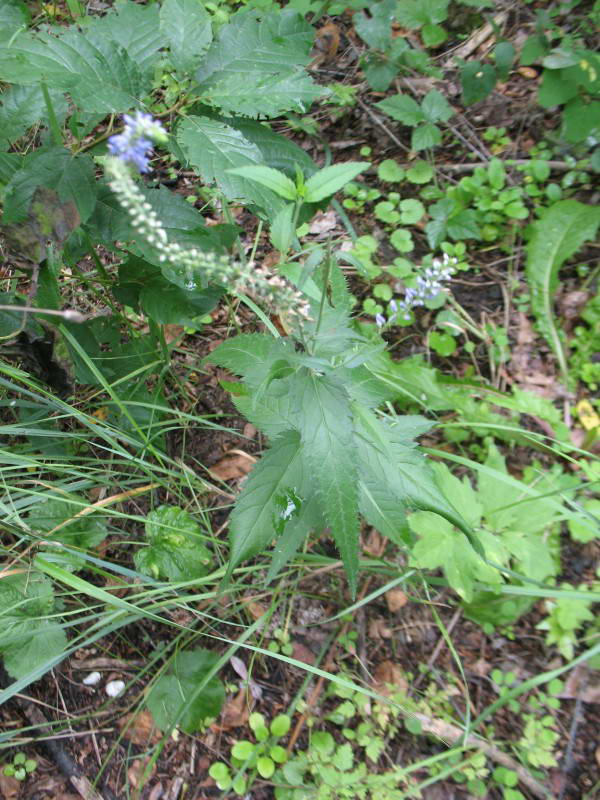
[377,159,405,182]
[177,115,284,217]
[526,200,600,377]
[197,9,314,81]
[460,62,496,105]
[270,203,296,252]
[160,0,212,73]
[395,0,448,28]
[227,431,304,570]
[257,757,275,779]
[202,70,323,118]
[134,506,213,582]
[0,84,68,149]
[2,147,96,225]
[538,68,579,108]
[421,89,453,123]
[408,512,499,602]
[0,0,29,34]
[568,499,600,543]
[304,162,370,202]
[374,93,424,126]
[83,0,163,75]
[411,122,442,151]
[146,648,225,733]
[292,372,360,594]
[27,493,108,571]
[399,198,425,224]
[494,41,515,82]
[0,571,67,680]
[0,28,148,113]
[227,165,297,200]
[206,332,292,387]
[422,23,447,47]
[354,0,396,50]
[406,160,434,183]
[226,116,316,177]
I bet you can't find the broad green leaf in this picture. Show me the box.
[399,198,425,224]
[568,499,600,543]
[303,162,370,203]
[0,29,148,113]
[460,62,496,105]
[526,200,600,377]
[0,0,29,34]
[412,122,442,150]
[82,0,163,75]
[2,147,96,225]
[146,648,225,733]
[27,493,108,571]
[177,115,283,216]
[160,0,212,73]
[375,93,424,126]
[0,572,67,680]
[270,203,296,252]
[267,495,324,581]
[206,332,293,387]
[202,70,323,118]
[292,372,360,593]
[134,506,213,582]
[408,512,500,602]
[227,431,304,569]
[140,280,222,326]
[196,9,314,83]
[395,0,448,28]
[228,117,316,177]
[227,166,297,200]
[421,89,453,123]
[0,84,68,149]
[354,0,396,50]
[430,461,483,529]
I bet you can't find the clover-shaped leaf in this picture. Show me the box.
[134,505,212,582]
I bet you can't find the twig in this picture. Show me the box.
[413,713,553,800]
[411,607,462,693]
[355,98,411,154]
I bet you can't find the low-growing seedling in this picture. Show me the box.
[2,752,38,782]
[209,712,291,794]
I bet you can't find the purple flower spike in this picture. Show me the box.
[108,111,167,173]
[375,313,386,327]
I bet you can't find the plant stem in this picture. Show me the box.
[41,83,63,146]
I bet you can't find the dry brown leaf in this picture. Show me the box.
[243,423,257,439]
[373,660,408,694]
[0,773,20,800]
[292,642,316,665]
[385,589,408,613]
[368,618,392,639]
[213,689,250,731]
[559,664,600,704]
[308,210,338,236]
[209,451,255,481]
[596,745,600,768]
[128,758,155,788]
[162,324,185,344]
[468,658,492,678]
[518,66,539,79]
[118,709,161,746]
[243,598,268,621]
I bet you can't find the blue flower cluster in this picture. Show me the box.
[107,112,167,173]
[375,253,457,327]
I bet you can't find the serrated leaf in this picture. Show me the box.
[292,372,360,594]
[177,115,283,216]
[270,203,296,252]
[134,506,213,582]
[408,512,499,602]
[420,89,453,123]
[303,162,370,203]
[26,493,108,571]
[0,572,67,680]
[83,0,163,75]
[227,431,304,570]
[160,0,212,73]
[374,93,424,126]
[202,70,323,118]
[228,116,316,177]
[206,332,292,387]
[354,0,396,50]
[395,0,448,28]
[196,9,314,83]
[526,200,600,377]
[227,166,297,200]
[0,28,148,113]
[411,122,442,151]
[146,648,225,733]
[0,84,68,149]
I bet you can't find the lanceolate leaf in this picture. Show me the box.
[303,162,370,203]
[526,200,600,378]
[227,431,304,572]
[227,166,297,200]
[292,371,360,594]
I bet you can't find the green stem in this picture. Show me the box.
[41,83,63,146]
[312,250,333,347]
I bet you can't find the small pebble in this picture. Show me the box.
[82,671,101,686]
[105,679,126,698]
